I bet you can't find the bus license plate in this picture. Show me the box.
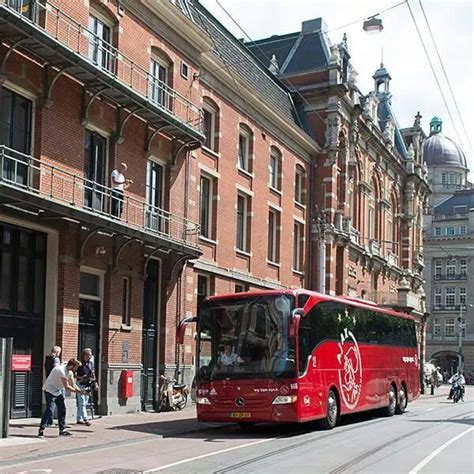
[230,412,251,419]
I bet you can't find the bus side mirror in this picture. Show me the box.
[176,316,197,345]
[289,308,303,337]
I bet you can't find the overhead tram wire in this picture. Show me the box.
[406,0,465,152]
[417,0,473,152]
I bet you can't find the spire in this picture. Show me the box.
[373,62,392,99]
[429,116,442,135]
[269,54,279,74]
[414,111,422,127]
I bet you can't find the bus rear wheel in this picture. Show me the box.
[321,389,339,430]
[396,385,407,414]
[383,384,397,417]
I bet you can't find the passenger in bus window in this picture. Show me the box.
[217,344,243,367]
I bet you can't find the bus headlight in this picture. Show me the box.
[196,397,211,405]
[272,395,297,405]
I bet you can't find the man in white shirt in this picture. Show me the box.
[447,369,466,400]
[218,344,243,367]
[38,358,85,438]
[110,162,132,218]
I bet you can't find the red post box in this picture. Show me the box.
[120,370,133,398]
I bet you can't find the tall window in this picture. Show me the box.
[145,160,165,232]
[202,100,218,151]
[445,287,456,307]
[267,209,280,263]
[0,88,32,186]
[122,277,131,326]
[460,259,467,277]
[445,318,455,336]
[269,148,281,190]
[446,226,455,236]
[89,14,112,71]
[236,193,250,252]
[293,221,304,272]
[433,318,440,336]
[434,227,441,236]
[434,260,442,279]
[434,288,442,307]
[446,260,456,278]
[368,205,375,240]
[84,130,107,212]
[459,287,467,306]
[459,225,467,235]
[150,58,169,109]
[441,172,447,184]
[238,126,252,172]
[199,175,214,239]
[294,166,306,205]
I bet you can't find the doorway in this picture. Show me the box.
[84,130,107,213]
[141,259,160,411]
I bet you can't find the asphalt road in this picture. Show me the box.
[4,387,473,474]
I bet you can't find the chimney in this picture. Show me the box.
[301,18,327,34]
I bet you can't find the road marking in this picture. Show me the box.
[425,408,434,412]
[143,438,276,472]
[409,426,474,474]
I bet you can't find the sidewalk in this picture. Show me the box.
[0,404,223,470]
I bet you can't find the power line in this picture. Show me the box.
[417,0,472,152]
[405,0,465,151]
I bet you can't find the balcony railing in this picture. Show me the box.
[432,305,465,312]
[1,0,203,134]
[434,273,467,281]
[0,146,199,248]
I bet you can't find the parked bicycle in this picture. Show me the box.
[158,374,188,411]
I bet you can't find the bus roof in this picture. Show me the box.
[203,289,416,321]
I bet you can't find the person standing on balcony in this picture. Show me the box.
[111,163,132,218]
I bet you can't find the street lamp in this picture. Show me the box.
[363,16,384,34]
[458,303,473,370]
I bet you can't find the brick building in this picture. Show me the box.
[0,0,428,418]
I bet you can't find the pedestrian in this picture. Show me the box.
[38,358,85,438]
[43,346,62,427]
[110,162,133,218]
[76,348,98,426]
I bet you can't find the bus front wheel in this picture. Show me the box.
[395,385,407,414]
[321,389,339,430]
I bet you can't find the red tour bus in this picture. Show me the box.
[177,289,420,429]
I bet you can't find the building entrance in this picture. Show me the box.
[0,223,46,418]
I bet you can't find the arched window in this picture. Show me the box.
[294,165,306,205]
[238,124,253,173]
[269,146,282,191]
[149,48,173,110]
[202,97,219,152]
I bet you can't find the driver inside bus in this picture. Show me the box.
[218,344,243,367]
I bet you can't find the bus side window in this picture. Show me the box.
[298,315,312,375]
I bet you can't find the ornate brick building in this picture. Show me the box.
[0,0,428,417]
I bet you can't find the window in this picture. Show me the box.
[441,172,447,184]
[199,175,214,239]
[180,61,189,79]
[80,272,100,297]
[433,318,441,336]
[267,209,280,263]
[238,126,252,172]
[295,166,306,205]
[434,260,442,279]
[460,259,467,277]
[368,205,375,240]
[145,160,165,232]
[445,318,455,336]
[202,98,217,151]
[434,288,442,307]
[0,87,32,186]
[446,226,455,236]
[88,14,113,71]
[434,227,441,236]
[449,173,456,184]
[446,260,456,278]
[235,283,248,293]
[150,58,169,109]
[197,274,210,311]
[459,287,466,306]
[236,193,250,252]
[269,148,281,190]
[460,225,467,235]
[445,287,456,307]
[84,130,107,213]
[293,221,304,272]
[122,277,131,326]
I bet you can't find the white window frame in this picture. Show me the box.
[236,192,250,252]
[459,225,467,235]
[446,226,455,236]
[460,259,467,277]
[434,227,441,236]
[88,11,113,72]
[269,149,281,190]
[459,287,467,306]
[149,56,170,109]
[199,174,214,240]
[238,127,251,172]
[446,260,456,278]
[445,287,456,307]
[293,221,304,272]
[445,318,455,336]
[295,166,305,205]
[122,276,131,327]
[433,318,441,336]
[202,100,217,152]
[267,208,280,264]
[434,288,442,307]
[434,260,442,278]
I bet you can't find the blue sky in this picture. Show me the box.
[200,0,473,174]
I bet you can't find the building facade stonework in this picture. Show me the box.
[0,0,429,417]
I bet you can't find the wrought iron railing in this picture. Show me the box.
[0,146,199,247]
[2,0,203,132]
[434,273,468,281]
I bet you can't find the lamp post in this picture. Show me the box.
[458,303,472,371]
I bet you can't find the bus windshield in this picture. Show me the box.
[197,293,296,381]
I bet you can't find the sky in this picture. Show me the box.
[200,0,473,175]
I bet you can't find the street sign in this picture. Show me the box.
[11,355,32,372]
